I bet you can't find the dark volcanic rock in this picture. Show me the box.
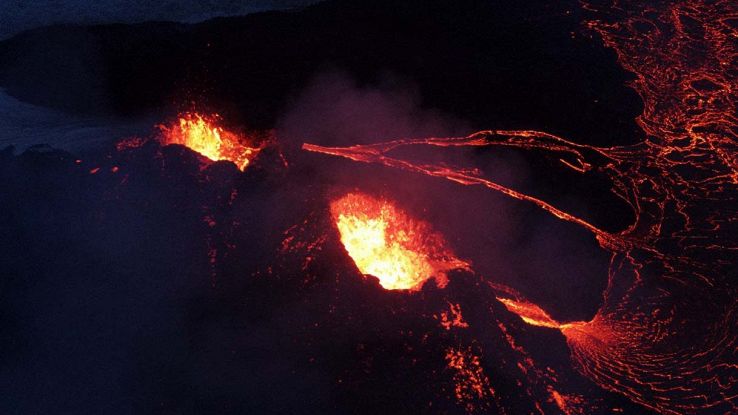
[0,0,642,146]
[0,142,654,414]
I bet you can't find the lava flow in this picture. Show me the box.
[304,0,738,413]
[158,112,261,171]
[330,193,469,291]
[496,297,567,330]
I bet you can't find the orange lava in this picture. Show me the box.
[496,297,569,329]
[438,302,470,330]
[445,346,496,412]
[159,113,260,171]
[330,193,468,291]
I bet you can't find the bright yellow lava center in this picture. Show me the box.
[331,193,464,291]
[160,113,258,171]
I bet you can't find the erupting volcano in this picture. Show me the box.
[330,193,468,291]
[1,0,736,414]
[158,112,261,171]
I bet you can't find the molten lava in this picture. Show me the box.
[330,193,468,291]
[445,346,497,412]
[159,113,260,171]
[496,297,568,329]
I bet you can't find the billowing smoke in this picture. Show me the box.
[278,70,471,148]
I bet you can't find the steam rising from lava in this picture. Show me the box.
[330,193,469,291]
[158,112,261,171]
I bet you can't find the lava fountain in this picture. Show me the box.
[330,193,469,291]
[158,112,261,171]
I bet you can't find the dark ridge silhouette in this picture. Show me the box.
[0,0,643,147]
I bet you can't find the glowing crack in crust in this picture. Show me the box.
[445,346,497,413]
